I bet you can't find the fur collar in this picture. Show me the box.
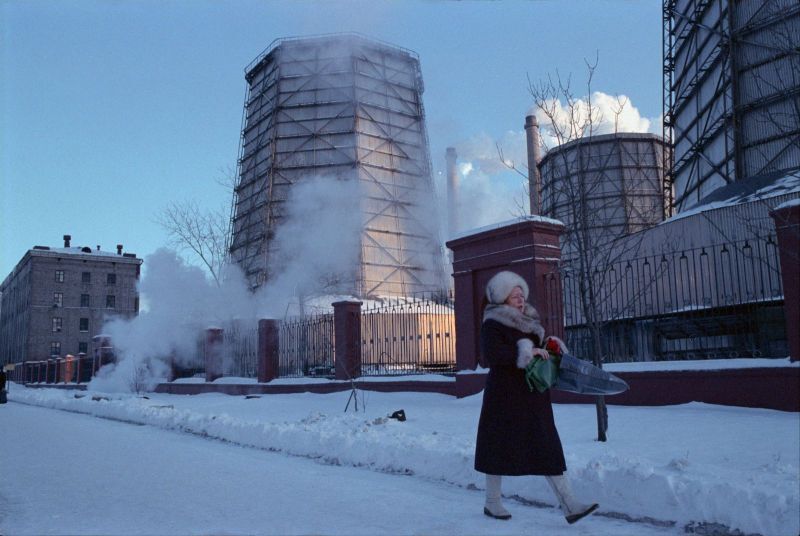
[483,303,545,341]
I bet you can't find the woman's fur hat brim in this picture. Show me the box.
[485,270,529,304]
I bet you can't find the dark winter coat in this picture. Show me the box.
[0,370,6,392]
[474,308,567,476]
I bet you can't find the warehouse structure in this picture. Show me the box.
[229,34,446,298]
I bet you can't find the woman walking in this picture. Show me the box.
[475,270,598,524]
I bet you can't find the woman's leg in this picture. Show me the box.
[483,474,512,519]
[545,473,598,524]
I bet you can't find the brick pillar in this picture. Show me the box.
[257,319,279,383]
[333,301,362,380]
[446,216,565,371]
[771,202,800,361]
[204,328,224,382]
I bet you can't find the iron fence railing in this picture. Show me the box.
[278,313,335,378]
[360,297,456,376]
[224,324,259,378]
[560,234,787,362]
[8,354,109,385]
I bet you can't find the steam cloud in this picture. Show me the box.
[90,174,365,392]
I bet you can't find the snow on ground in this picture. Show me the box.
[1,403,682,536]
[4,384,799,535]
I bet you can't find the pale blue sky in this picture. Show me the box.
[1,0,663,278]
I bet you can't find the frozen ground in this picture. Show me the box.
[2,384,798,535]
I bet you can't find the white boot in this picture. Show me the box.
[545,474,598,524]
[483,474,512,520]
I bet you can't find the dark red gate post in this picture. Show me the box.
[204,327,224,382]
[333,301,362,380]
[257,319,280,383]
[771,202,800,361]
[446,216,565,379]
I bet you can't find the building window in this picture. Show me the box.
[79,318,89,332]
[78,342,88,354]
[106,295,115,309]
[50,341,61,357]
[53,292,63,307]
[107,273,117,285]
[55,270,64,283]
[82,271,91,283]
[52,317,63,332]
[81,294,90,307]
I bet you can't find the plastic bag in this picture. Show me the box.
[525,354,561,393]
[555,353,629,395]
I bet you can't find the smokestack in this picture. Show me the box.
[445,147,459,237]
[525,115,542,215]
[63,234,71,248]
[116,244,123,255]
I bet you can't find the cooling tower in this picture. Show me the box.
[664,0,800,212]
[229,34,446,297]
[539,133,669,260]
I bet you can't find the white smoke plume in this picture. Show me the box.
[262,174,363,311]
[531,91,657,149]
[90,174,365,393]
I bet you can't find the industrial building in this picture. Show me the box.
[663,0,800,212]
[229,34,447,297]
[0,235,142,366]
[525,0,799,362]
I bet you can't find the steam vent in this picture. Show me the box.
[229,34,446,297]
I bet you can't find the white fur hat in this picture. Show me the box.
[485,270,529,304]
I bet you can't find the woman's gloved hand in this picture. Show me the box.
[518,338,550,368]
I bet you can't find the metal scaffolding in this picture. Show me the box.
[229,34,446,297]
[663,0,800,213]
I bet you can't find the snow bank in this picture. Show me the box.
[9,386,798,535]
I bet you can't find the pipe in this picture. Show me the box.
[525,115,542,215]
[445,147,459,236]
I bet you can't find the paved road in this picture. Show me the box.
[0,402,680,535]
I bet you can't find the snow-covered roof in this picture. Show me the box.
[27,246,141,263]
[775,197,800,211]
[447,214,564,242]
[668,168,800,222]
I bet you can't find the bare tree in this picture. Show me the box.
[528,57,665,441]
[156,166,237,286]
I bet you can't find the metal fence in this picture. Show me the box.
[278,313,335,378]
[560,234,787,362]
[224,324,259,378]
[360,297,456,375]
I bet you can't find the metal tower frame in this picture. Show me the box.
[663,0,800,213]
[229,34,445,297]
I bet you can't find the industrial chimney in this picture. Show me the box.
[445,147,459,237]
[525,115,542,215]
[63,234,71,248]
[116,244,123,255]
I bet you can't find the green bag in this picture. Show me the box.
[525,353,561,393]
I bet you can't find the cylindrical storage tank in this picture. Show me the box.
[539,132,669,261]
